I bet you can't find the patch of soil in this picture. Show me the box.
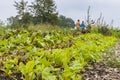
[82,41,120,80]
[82,62,120,80]
[0,71,22,80]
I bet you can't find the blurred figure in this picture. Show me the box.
[75,19,80,30]
[80,21,86,33]
[91,20,95,26]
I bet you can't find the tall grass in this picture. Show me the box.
[91,25,120,38]
[27,24,64,32]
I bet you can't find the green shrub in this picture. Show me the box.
[98,26,112,36]
[112,29,120,38]
[91,26,98,33]
[86,24,91,33]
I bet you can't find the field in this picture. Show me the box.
[0,26,118,80]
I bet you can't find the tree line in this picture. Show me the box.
[7,0,75,28]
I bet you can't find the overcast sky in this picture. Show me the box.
[0,0,120,27]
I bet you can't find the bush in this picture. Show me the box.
[112,29,120,38]
[91,26,98,33]
[98,26,112,36]
[86,24,91,33]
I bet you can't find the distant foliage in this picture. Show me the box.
[90,25,120,38]
[98,26,112,36]
[31,0,58,25]
[0,20,9,34]
[58,15,75,28]
[7,0,31,28]
[7,0,59,28]
[7,16,21,28]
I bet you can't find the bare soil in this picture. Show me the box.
[82,41,120,80]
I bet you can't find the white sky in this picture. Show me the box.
[0,0,120,27]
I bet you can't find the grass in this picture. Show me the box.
[27,24,64,32]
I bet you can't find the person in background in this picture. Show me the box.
[80,21,86,33]
[75,19,80,30]
[91,20,95,26]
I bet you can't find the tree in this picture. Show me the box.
[58,15,66,27]
[31,0,58,24]
[10,0,32,27]
[66,18,75,28]
[58,15,75,28]
[0,20,4,27]
[7,16,21,28]
[8,0,59,27]
[14,0,28,19]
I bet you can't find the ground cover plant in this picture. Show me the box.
[0,28,117,80]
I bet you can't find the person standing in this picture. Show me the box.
[80,21,86,33]
[91,20,95,26]
[75,19,80,30]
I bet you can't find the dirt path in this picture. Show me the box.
[82,41,120,80]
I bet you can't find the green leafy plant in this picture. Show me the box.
[0,28,117,80]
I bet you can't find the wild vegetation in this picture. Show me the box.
[0,24,118,79]
[0,0,120,80]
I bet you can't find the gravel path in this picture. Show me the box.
[82,41,120,80]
